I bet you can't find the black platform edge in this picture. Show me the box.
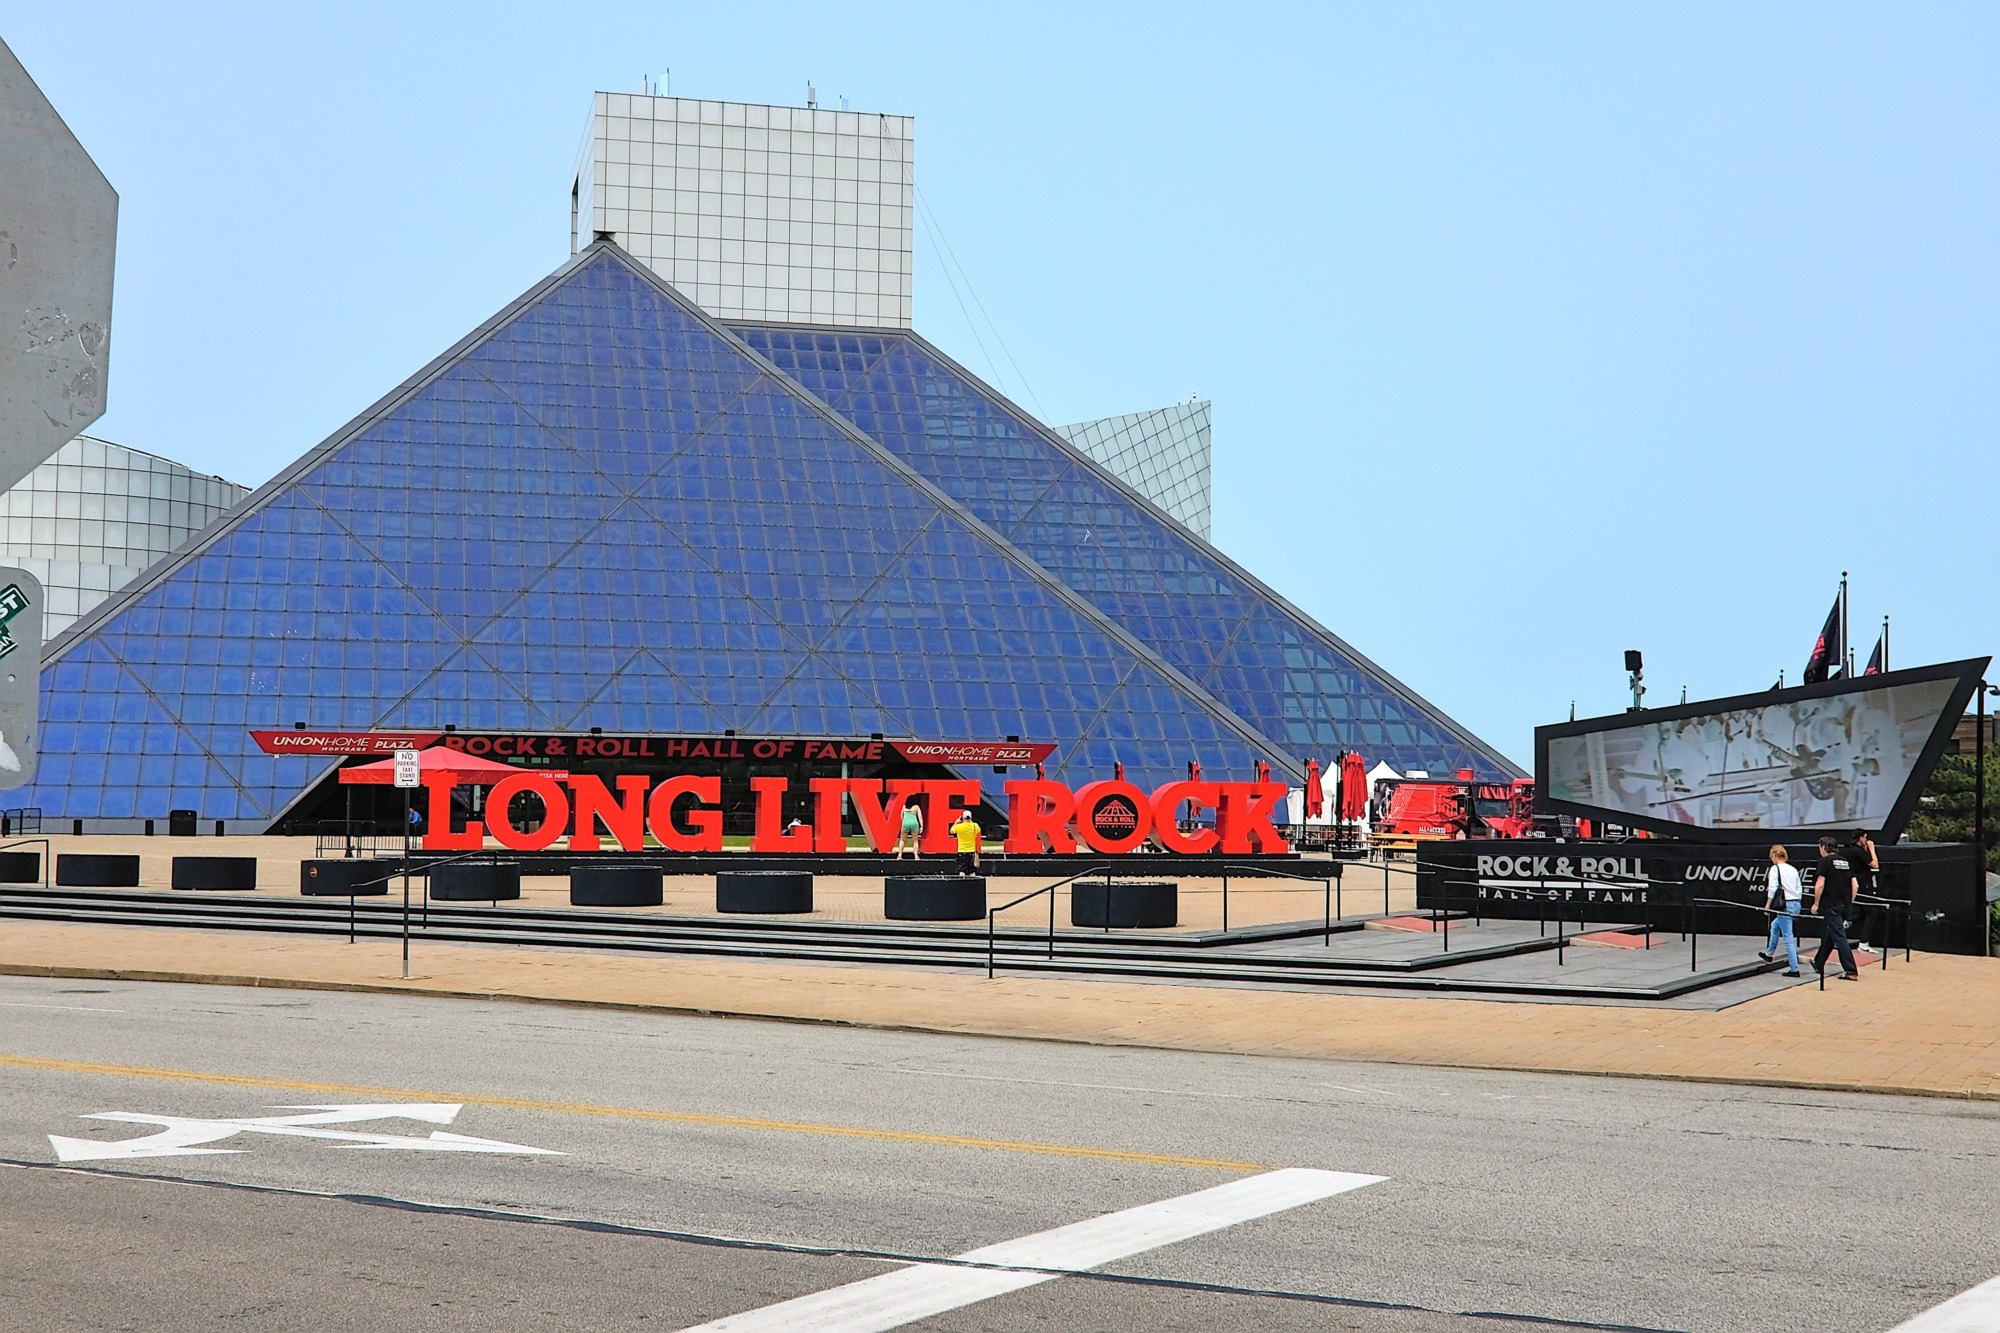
[171,856,258,891]
[717,870,814,915]
[430,862,523,902]
[299,860,394,896]
[55,854,142,888]
[570,865,665,908]
[0,882,1364,948]
[377,851,1321,878]
[0,890,1790,1000]
[884,875,986,922]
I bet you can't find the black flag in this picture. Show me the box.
[1803,596,1841,684]
[1863,632,1885,676]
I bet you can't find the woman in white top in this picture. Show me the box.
[1758,844,1803,976]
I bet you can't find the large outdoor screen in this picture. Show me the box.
[1534,658,1987,841]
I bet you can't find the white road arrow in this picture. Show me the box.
[48,1103,560,1162]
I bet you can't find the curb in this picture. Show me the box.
[4,960,1995,1105]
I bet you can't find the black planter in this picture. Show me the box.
[300,859,393,896]
[570,864,664,907]
[884,875,986,921]
[430,861,522,902]
[1071,880,1178,928]
[0,851,41,883]
[56,854,141,888]
[171,856,257,890]
[717,870,814,914]
[167,809,199,837]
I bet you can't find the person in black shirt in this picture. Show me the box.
[1810,835,1860,980]
[1844,830,1881,949]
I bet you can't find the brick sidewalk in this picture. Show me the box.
[2,920,1996,1100]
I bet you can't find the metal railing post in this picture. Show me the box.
[1221,867,1229,933]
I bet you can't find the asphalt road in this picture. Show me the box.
[0,974,1994,1332]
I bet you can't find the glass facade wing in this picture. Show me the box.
[19,247,1296,823]
[735,324,1519,779]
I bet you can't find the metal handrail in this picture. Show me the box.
[986,866,1115,978]
[1218,862,1340,943]
[0,837,52,888]
[1687,892,1909,988]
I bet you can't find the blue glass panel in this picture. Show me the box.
[22,249,1299,821]
[740,323,1516,778]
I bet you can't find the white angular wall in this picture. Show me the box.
[1057,400,1212,539]
[0,435,247,637]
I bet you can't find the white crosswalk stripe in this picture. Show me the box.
[1887,1271,2000,1332]
[675,1167,1383,1333]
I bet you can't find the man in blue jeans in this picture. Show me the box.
[1810,835,1860,980]
[1757,844,1802,976]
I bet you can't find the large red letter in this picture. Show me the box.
[1072,781,1152,855]
[646,776,722,852]
[567,774,650,852]
[808,778,849,854]
[845,779,927,852]
[1004,780,1075,854]
[1216,781,1287,855]
[487,772,571,852]
[919,780,983,854]
[1148,781,1219,855]
[420,772,483,851]
[750,777,815,852]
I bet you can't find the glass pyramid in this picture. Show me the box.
[21,247,1295,825]
[729,325,1518,778]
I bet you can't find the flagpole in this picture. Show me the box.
[1882,615,1889,673]
[1840,571,1850,677]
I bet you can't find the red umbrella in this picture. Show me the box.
[1340,752,1369,821]
[337,748,531,785]
[1304,758,1324,819]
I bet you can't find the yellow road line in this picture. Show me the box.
[0,1052,1263,1172]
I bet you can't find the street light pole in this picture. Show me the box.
[1979,682,1991,956]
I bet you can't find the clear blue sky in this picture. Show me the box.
[10,3,1995,766]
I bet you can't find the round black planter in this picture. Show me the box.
[717,870,814,914]
[300,859,393,896]
[1071,880,1178,929]
[171,856,258,890]
[430,861,522,902]
[0,851,41,883]
[56,854,141,888]
[570,864,664,908]
[884,875,986,921]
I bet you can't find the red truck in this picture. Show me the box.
[1372,771,1545,847]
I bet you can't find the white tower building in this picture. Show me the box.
[571,92,914,328]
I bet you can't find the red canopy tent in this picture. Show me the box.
[1303,758,1324,819]
[336,748,532,785]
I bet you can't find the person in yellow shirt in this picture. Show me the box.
[949,811,982,876]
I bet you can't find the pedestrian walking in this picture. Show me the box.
[950,810,982,876]
[1810,835,1860,981]
[892,798,923,859]
[1845,830,1881,950]
[1756,844,1802,976]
